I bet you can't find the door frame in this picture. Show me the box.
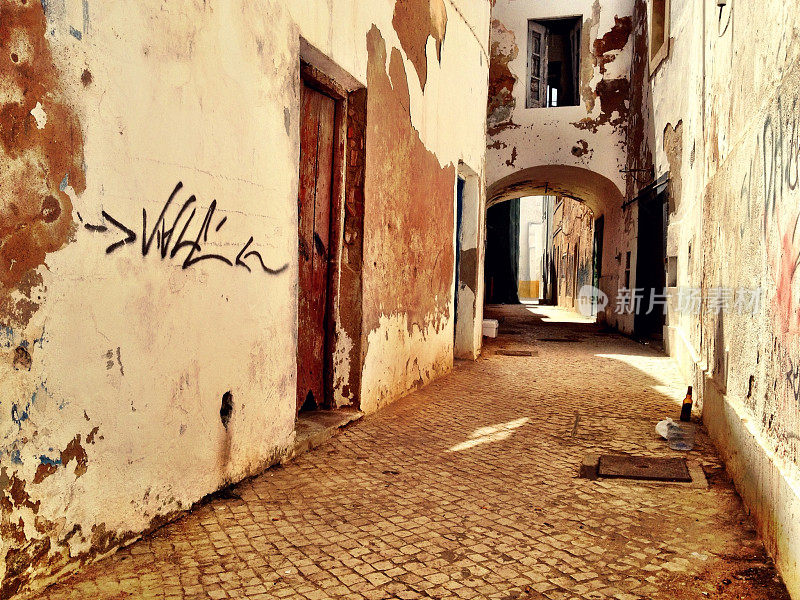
[297,56,367,411]
[454,162,483,360]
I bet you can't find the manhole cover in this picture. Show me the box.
[496,349,536,356]
[598,455,691,482]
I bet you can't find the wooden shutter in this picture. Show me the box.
[527,21,548,108]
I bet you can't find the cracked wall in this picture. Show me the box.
[0,0,86,330]
[551,197,595,309]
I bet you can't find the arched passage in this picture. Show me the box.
[487,164,624,216]
[484,165,625,322]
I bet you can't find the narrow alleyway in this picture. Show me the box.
[32,306,789,600]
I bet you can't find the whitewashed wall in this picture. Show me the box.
[0,1,490,596]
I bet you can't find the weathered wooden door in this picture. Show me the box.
[297,83,336,412]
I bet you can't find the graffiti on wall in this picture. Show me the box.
[734,95,800,340]
[730,89,800,466]
[83,182,289,274]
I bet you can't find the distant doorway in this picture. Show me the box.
[454,177,465,344]
[484,200,521,304]
[592,216,604,314]
[633,188,667,340]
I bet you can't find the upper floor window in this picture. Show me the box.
[649,0,670,73]
[526,17,581,109]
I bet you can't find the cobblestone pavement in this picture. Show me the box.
[33,305,790,600]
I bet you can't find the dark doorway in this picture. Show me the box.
[572,244,579,302]
[634,187,668,340]
[592,216,604,313]
[454,177,465,342]
[297,81,337,413]
[484,200,520,304]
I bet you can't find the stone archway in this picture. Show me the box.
[487,164,624,217]
[485,164,626,324]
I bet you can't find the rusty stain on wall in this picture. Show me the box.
[572,77,630,134]
[332,88,367,408]
[579,0,602,112]
[571,140,590,157]
[623,0,654,202]
[0,0,86,327]
[594,16,633,74]
[487,18,518,135]
[2,421,97,597]
[363,25,455,340]
[505,146,517,167]
[576,1,632,133]
[60,435,88,477]
[663,121,683,212]
[392,0,447,91]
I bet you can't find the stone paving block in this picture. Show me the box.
[29,306,791,600]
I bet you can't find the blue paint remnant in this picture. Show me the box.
[11,403,29,427]
[60,174,69,191]
[39,455,61,466]
[40,0,66,23]
[82,0,90,34]
[11,450,23,465]
[1,326,13,348]
[33,327,47,349]
[69,26,82,40]
[20,340,29,348]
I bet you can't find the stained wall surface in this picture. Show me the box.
[487,0,638,333]
[551,197,595,310]
[627,0,800,594]
[0,0,490,596]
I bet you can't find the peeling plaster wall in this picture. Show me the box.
[645,0,800,594]
[290,1,490,414]
[551,197,594,309]
[455,171,484,360]
[486,0,634,202]
[486,0,636,330]
[0,0,490,596]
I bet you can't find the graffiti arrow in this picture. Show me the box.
[84,211,137,254]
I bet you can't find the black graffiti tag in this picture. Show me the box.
[84,182,289,275]
[788,357,800,406]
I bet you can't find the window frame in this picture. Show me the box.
[648,0,671,75]
[526,17,583,109]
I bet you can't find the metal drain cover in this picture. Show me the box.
[598,455,691,482]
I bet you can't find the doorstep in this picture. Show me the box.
[284,408,364,463]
